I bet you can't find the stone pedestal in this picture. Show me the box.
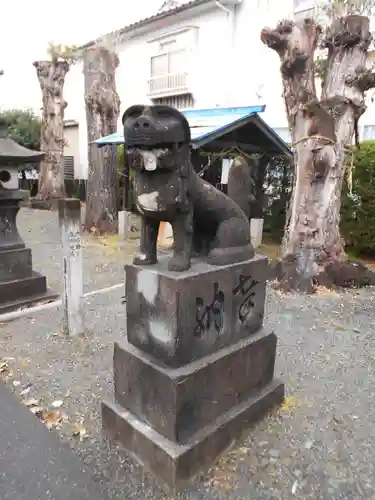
[102,255,284,492]
[0,192,57,314]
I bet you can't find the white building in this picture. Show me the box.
[63,0,375,179]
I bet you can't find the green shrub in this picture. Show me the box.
[0,108,41,150]
[341,140,375,257]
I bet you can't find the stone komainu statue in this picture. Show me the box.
[227,155,255,221]
[123,104,254,272]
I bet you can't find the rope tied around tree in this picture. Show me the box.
[291,134,355,194]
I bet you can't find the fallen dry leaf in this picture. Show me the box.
[19,358,31,368]
[59,412,69,423]
[72,421,87,441]
[52,400,64,408]
[23,398,40,408]
[19,386,31,396]
[0,361,11,378]
[238,446,249,455]
[41,410,63,429]
[30,406,44,416]
[278,395,298,414]
[315,286,339,297]
[332,323,346,331]
[292,480,298,494]
[0,361,9,375]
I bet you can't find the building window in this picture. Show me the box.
[363,125,375,141]
[149,48,189,96]
[151,53,168,77]
[63,156,75,180]
[152,94,194,110]
[151,48,186,77]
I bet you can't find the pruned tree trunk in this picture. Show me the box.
[83,46,120,234]
[261,15,375,291]
[33,60,69,200]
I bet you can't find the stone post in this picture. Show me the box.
[58,198,84,336]
[118,210,131,240]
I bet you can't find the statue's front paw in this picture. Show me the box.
[133,253,157,266]
[168,255,191,272]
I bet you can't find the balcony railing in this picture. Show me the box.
[148,72,189,97]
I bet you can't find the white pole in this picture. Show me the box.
[58,198,84,335]
[118,210,131,240]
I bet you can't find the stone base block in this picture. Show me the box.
[126,254,268,367]
[0,248,32,281]
[114,329,277,442]
[102,379,284,492]
[0,272,58,314]
[30,199,56,211]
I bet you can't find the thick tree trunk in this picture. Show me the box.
[83,46,120,234]
[261,16,375,291]
[33,60,69,200]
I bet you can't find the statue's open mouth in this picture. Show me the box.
[127,144,173,171]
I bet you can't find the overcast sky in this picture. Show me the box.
[0,0,164,112]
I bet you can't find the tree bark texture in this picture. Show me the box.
[261,16,375,291]
[83,46,120,234]
[33,60,69,200]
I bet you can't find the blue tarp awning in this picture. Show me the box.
[93,105,292,157]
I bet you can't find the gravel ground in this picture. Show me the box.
[1,209,375,500]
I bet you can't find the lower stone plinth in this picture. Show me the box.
[0,248,32,281]
[103,329,284,492]
[0,272,58,315]
[102,379,284,493]
[114,329,278,442]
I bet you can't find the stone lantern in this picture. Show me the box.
[0,121,57,314]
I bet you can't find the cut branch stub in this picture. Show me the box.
[346,68,375,92]
[281,49,308,77]
[324,15,372,50]
[261,18,321,137]
[33,60,70,83]
[260,27,288,56]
